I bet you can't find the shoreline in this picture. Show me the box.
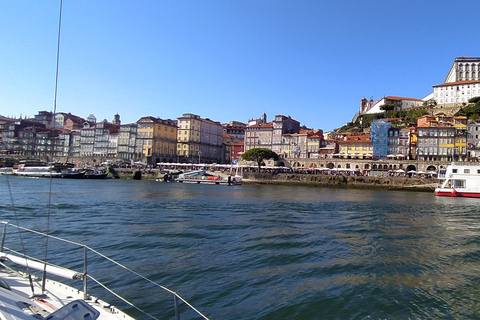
[241,172,436,192]
[114,168,437,192]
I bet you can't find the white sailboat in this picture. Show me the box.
[0,1,209,319]
[0,219,208,319]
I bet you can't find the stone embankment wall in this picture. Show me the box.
[242,172,437,192]
[114,168,437,192]
[114,168,161,180]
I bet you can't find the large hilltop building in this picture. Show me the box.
[428,57,480,110]
[357,57,480,120]
[444,57,480,83]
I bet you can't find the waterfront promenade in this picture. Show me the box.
[113,167,437,192]
[0,155,445,191]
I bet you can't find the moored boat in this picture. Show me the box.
[0,167,14,175]
[13,161,85,179]
[84,172,109,179]
[435,163,480,197]
[83,169,110,179]
[175,170,242,185]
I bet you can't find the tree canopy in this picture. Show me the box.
[241,148,279,172]
[469,96,480,104]
[379,104,395,111]
[337,108,429,132]
[422,99,438,108]
[455,99,480,119]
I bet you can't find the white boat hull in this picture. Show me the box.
[435,163,480,198]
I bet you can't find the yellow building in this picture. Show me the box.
[437,126,456,161]
[454,116,467,159]
[177,113,202,159]
[337,133,373,156]
[136,116,178,163]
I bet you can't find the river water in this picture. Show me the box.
[1,176,480,319]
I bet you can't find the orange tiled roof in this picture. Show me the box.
[337,134,371,144]
[385,96,423,102]
[307,130,323,138]
[247,122,273,129]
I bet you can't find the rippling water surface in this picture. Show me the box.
[2,176,480,319]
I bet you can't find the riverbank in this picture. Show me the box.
[113,168,437,192]
[242,172,437,192]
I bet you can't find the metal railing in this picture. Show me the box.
[0,221,209,320]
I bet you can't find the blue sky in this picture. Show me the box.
[1,1,479,131]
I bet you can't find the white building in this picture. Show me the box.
[445,57,480,83]
[361,96,424,115]
[432,57,480,108]
[433,80,480,106]
[358,57,480,117]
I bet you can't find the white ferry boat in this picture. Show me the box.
[13,161,85,179]
[435,163,480,197]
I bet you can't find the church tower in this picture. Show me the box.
[360,97,368,113]
[113,113,121,125]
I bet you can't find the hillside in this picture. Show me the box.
[337,98,480,133]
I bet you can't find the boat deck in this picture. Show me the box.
[0,265,134,320]
[176,177,241,185]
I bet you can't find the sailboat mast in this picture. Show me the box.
[42,0,64,294]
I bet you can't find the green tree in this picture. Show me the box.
[336,108,429,132]
[455,99,480,119]
[470,113,480,123]
[423,99,438,108]
[469,96,480,104]
[379,104,395,111]
[241,148,279,172]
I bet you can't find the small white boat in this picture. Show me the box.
[435,163,480,197]
[175,170,242,185]
[0,167,14,175]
